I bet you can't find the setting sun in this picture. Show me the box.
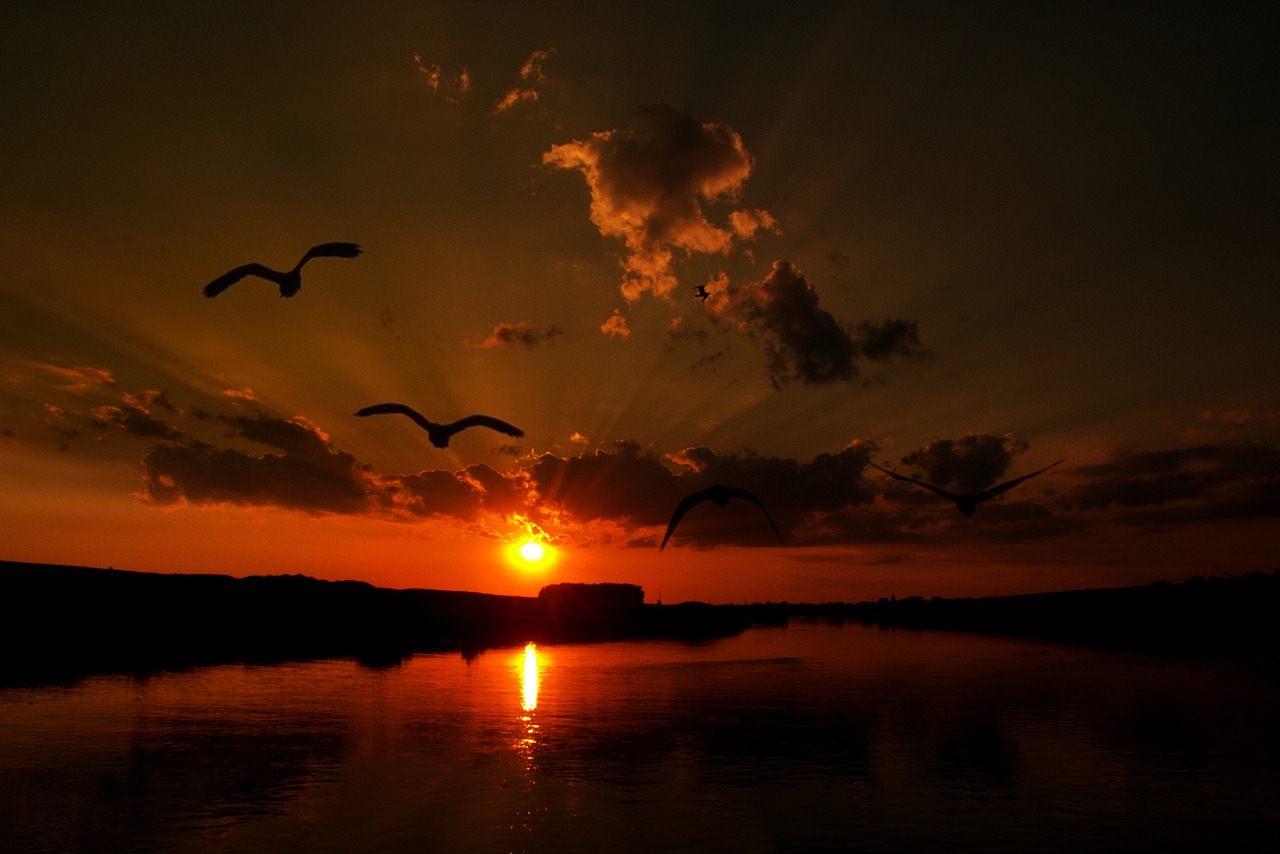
[506,538,556,572]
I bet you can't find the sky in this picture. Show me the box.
[2,1,1277,604]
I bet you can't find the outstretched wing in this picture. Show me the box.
[868,462,960,502]
[354,402,435,432]
[445,414,525,439]
[660,488,717,551]
[974,459,1064,502]
[724,487,784,544]
[202,263,280,298]
[300,242,362,266]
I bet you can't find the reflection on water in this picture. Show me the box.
[2,624,1278,852]
[521,642,540,713]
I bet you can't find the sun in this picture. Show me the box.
[506,538,556,571]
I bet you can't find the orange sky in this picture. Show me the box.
[1,2,1277,603]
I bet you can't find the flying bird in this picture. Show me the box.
[660,484,783,551]
[202,242,362,298]
[693,284,710,301]
[868,459,1064,517]
[354,403,524,448]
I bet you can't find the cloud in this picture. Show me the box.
[706,262,926,387]
[1060,443,1280,523]
[707,261,857,387]
[412,54,470,103]
[140,414,376,515]
[472,321,564,349]
[600,310,630,338]
[224,388,256,401]
[491,48,555,116]
[896,432,1031,493]
[544,104,771,301]
[855,319,927,361]
[42,364,115,393]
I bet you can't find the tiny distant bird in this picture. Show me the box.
[693,284,710,301]
[660,484,783,551]
[868,459,1064,517]
[355,403,524,448]
[202,242,362,298]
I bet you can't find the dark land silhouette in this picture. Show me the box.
[869,459,1064,516]
[2,560,1276,686]
[660,484,784,551]
[202,241,362,298]
[354,402,525,448]
[0,562,744,684]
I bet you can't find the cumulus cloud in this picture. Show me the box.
[472,321,564,349]
[224,387,256,401]
[543,104,772,301]
[600,310,630,338]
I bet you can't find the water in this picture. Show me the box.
[2,622,1277,852]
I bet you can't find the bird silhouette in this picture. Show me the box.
[868,459,1064,517]
[354,403,524,448]
[660,484,783,551]
[202,242,362,298]
[693,284,710,301]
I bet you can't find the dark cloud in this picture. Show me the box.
[897,433,1031,493]
[140,415,375,515]
[1061,443,1280,524]
[855,319,926,361]
[708,261,857,387]
[707,262,926,388]
[472,321,564,349]
[544,104,770,301]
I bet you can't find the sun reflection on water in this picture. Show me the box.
[521,642,539,712]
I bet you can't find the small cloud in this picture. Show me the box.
[520,49,554,82]
[569,432,589,444]
[491,48,555,115]
[472,321,564,349]
[412,54,470,103]
[224,388,256,401]
[600,310,631,338]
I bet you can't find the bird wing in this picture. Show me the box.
[443,414,525,439]
[868,462,960,502]
[660,488,717,551]
[974,459,1064,501]
[354,402,436,432]
[202,263,280,298]
[299,242,362,266]
[722,487,784,543]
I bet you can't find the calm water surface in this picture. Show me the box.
[2,622,1277,852]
